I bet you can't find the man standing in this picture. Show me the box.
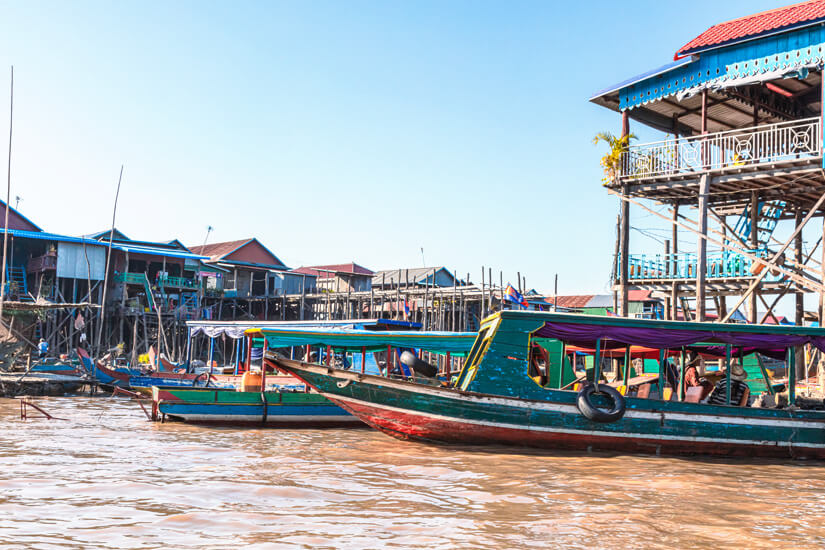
[37,338,49,359]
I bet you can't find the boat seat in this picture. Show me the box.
[636,383,651,399]
[684,386,704,403]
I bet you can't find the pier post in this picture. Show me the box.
[749,191,759,324]
[619,113,630,317]
[696,175,709,321]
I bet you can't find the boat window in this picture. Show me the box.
[464,328,491,369]
[456,324,498,391]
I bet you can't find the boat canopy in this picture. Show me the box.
[256,327,476,356]
[187,318,422,339]
[526,312,825,358]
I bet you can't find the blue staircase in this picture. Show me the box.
[142,274,156,312]
[732,200,785,247]
[181,292,199,311]
[5,265,30,301]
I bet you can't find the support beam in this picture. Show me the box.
[696,175,709,321]
[795,208,805,329]
[620,111,630,317]
[749,191,759,323]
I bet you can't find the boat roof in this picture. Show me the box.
[494,311,825,355]
[495,310,825,336]
[186,319,423,339]
[257,327,476,355]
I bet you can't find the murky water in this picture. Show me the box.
[2,397,825,549]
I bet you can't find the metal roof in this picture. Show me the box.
[676,0,825,59]
[0,228,107,246]
[111,243,207,260]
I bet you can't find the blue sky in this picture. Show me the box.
[0,0,798,303]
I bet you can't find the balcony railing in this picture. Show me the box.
[157,274,199,289]
[620,117,822,181]
[623,250,785,283]
[114,272,146,285]
[26,254,56,273]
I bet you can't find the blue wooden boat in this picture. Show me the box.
[270,311,825,459]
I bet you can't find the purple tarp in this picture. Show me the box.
[535,322,825,357]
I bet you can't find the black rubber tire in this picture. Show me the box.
[193,372,212,388]
[576,383,626,423]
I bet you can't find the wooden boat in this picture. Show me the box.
[152,387,362,427]
[270,311,825,459]
[152,325,476,427]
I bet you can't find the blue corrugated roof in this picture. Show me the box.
[110,243,206,260]
[589,58,694,101]
[0,228,207,260]
[0,228,107,246]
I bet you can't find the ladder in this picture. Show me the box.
[142,274,156,312]
[5,265,29,301]
[732,200,785,247]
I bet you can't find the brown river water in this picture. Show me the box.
[2,396,825,549]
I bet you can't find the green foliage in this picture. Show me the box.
[593,131,636,184]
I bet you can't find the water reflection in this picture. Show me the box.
[1,397,825,549]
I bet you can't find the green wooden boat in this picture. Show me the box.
[271,311,825,459]
[152,325,476,427]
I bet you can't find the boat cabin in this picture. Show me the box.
[456,311,824,408]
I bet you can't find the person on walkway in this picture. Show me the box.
[37,338,49,359]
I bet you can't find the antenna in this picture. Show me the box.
[420,246,425,267]
[13,195,20,209]
[202,225,213,249]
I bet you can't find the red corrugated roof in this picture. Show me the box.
[293,262,374,278]
[627,289,653,302]
[675,0,825,59]
[545,295,596,309]
[190,238,252,260]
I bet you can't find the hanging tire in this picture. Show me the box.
[577,383,626,423]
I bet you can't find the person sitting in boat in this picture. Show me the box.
[704,360,749,406]
[683,351,713,400]
[37,338,49,359]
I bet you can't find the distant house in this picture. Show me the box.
[0,200,42,233]
[293,262,374,292]
[546,291,664,319]
[190,238,288,298]
[372,267,460,289]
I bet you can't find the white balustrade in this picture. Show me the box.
[620,117,822,180]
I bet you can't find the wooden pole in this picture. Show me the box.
[696,174,709,321]
[0,67,13,324]
[749,191,759,323]
[95,165,124,356]
[671,204,679,320]
[619,111,630,317]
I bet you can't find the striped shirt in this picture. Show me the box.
[706,379,748,406]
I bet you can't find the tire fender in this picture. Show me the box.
[576,383,627,423]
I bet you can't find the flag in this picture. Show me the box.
[403,300,410,319]
[505,284,528,309]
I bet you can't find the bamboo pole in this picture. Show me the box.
[0,67,13,326]
[95,165,124,356]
